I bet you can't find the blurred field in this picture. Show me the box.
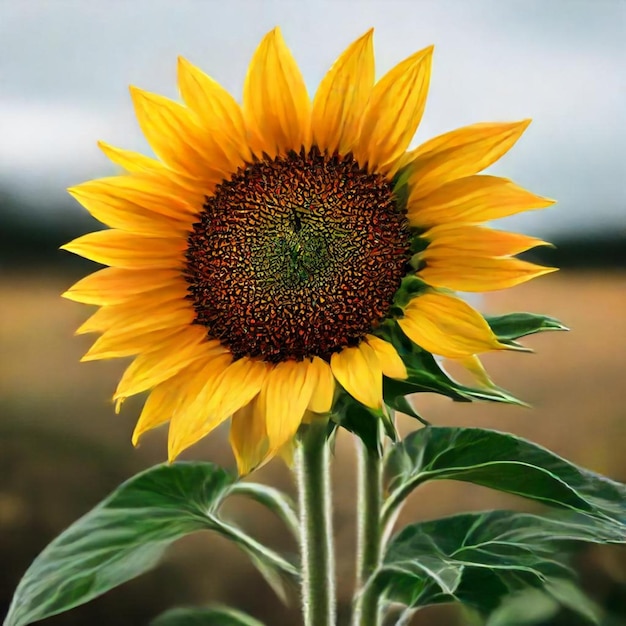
[1,269,625,625]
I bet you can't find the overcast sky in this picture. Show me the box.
[0,0,624,237]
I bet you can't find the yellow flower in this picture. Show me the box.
[62,28,555,473]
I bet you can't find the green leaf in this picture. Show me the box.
[376,510,624,614]
[543,578,602,624]
[150,605,265,626]
[383,427,626,531]
[5,463,297,626]
[485,578,602,626]
[486,312,568,347]
[485,587,561,626]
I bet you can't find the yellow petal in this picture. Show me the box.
[61,230,187,269]
[330,342,382,409]
[229,398,269,475]
[98,141,212,202]
[365,335,407,379]
[98,141,162,173]
[132,385,176,444]
[168,357,266,462]
[420,256,557,292]
[311,29,374,155]
[167,353,234,460]
[82,325,184,361]
[130,86,232,179]
[62,267,181,305]
[398,292,507,359]
[178,56,252,168]
[260,359,315,455]
[354,45,433,172]
[407,175,555,228]
[452,354,495,389]
[68,181,192,237]
[243,27,311,157]
[76,287,192,334]
[418,223,557,291]
[70,176,199,221]
[307,356,336,413]
[423,224,550,257]
[277,438,296,468]
[406,120,531,200]
[114,327,222,401]
[132,360,205,445]
[191,357,270,425]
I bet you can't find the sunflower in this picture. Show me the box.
[62,28,555,473]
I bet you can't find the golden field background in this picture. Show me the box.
[1,269,625,625]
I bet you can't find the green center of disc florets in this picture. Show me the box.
[259,204,352,290]
[185,147,411,363]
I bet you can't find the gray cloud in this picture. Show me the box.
[1,0,624,236]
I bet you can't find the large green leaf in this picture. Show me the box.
[376,510,624,614]
[484,587,561,626]
[5,463,297,626]
[484,578,602,626]
[151,605,265,626]
[485,578,602,626]
[383,427,626,530]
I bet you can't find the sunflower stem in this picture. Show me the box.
[352,439,383,626]
[296,418,335,626]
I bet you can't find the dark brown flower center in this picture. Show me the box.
[185,147,410,363]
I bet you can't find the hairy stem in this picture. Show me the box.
[296,419,335,626]
[352,441,383,626]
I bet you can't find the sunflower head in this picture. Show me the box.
[62,28,555,473]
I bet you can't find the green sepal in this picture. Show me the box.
[379,405,398,442]
[5,463,298,626]
[409,235,429,256]
[486,312,568,348]
[331,391,388,455]
[383,427,626,530]
[150,605,265,626]
[390,275,430,309]
[376,322,525,412]
[375,510,624,615]
[375,310,568,419]
[384,393,431,427]
[391,167,411,210]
